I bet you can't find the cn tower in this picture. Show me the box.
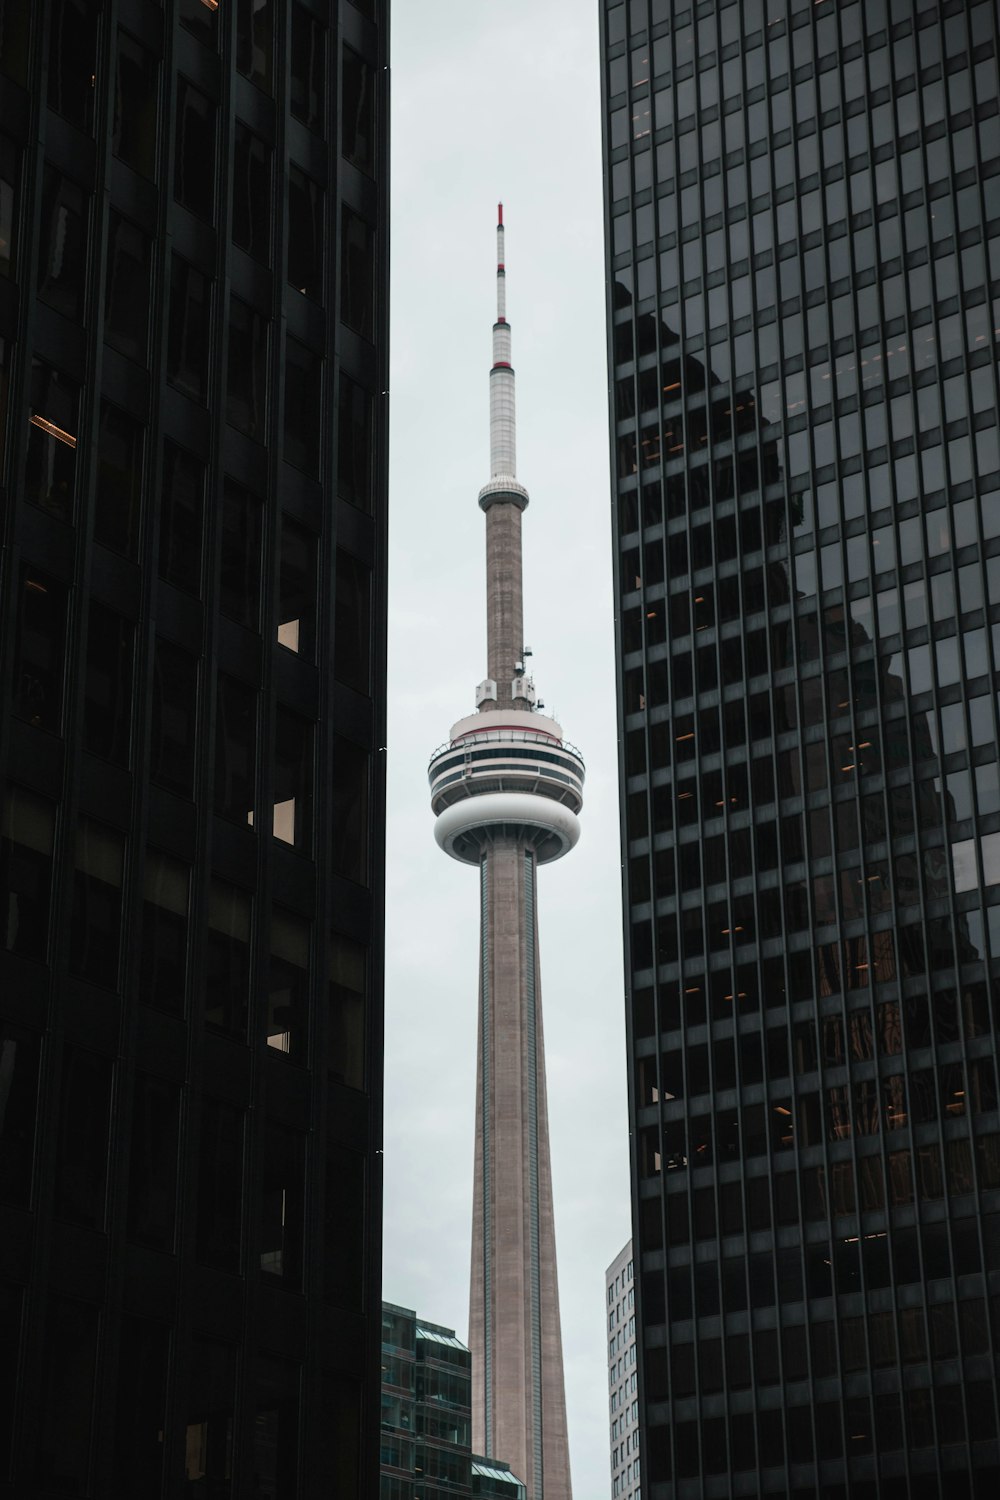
[428,208,581,1500]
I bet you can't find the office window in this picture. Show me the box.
[47,0,99,129]
[139,850,189,1016]
[0,135,17,278]
[232,122,270,263]
[226,297,268,441]
[36,165,86,321]
[196,1099,243,1271]
[342,46,375,174]
[13,566,66,733]
[94,400,143,558]
[340,207,374,339]
[35,1299,99,1492]
[83,601,133,766]
[331,736,369,885]
[113,31,158,179]
[174,78,215,221]
[288,166,322,300]
[0,1024,40,1206]
[53,1045,112,1234]
[324,1146,365,1310]
[277,517,316,659]
[336,374,373,511]
[112,1318,168,1494]
[184,1340,236,1493]
[283,335,321,476]
[273,709,313,853]
[0,1283,21,1475]
[214,675,257,826]
[25,361,79,520]
[252,1357,300,1498]
[267,908,309,1061]
[328,932,365,1090]
[104,211,150,364]
[126,1074,180,1251]
[167,256,210,401]
[150,638,198,797]
[206,880,251,1039]
[290,4,324,130]
[158,441,203,594]
[0,0,29,83]
[236,0,272,92]
[69,819,124,989]
[220,480,262,627]
[259,1122,304,1286]
[334,548,371,694]
[180,0,218,42]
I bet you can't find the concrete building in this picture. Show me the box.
[427,208,581,1500]
[0,2,388,1494]
[600,0,1000,1495]
[606,1240,639,1500]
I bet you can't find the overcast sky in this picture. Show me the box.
[384,4,630,1495]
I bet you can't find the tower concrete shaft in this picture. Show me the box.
[430,208,579,1500]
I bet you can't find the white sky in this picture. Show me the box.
[384,4,631,1496]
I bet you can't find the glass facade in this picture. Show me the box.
[602,0,1000,1495]
[379,1303,474,1500]
[0,1,388,1494]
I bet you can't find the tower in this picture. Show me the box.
[428,208,580,1500]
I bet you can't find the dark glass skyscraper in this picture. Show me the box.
[601,1,1000,1495]
[0,1,387,1495]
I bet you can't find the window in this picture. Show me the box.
[206,880,251,1038]
[127,1074,180,1250]
[0,1285,21,1473]
[69,820,124,989]
[36,165,86,320]
[342,45,375,174]
[291,4,324,130]
[232,122,270,263]
[150,638,198,797]
[1,789,54,965]
[54,1046,112,1228]
[83,601,133,766]
[336,374,373,510]
[0,0,30,83]
[104,212,151,363]
[334,549,371,693]
[47,0,99,129]
[167,257,210,401]
[25,361,79,520]
[113,1318,168,1495]
[226,298,268,441]
[95,400,143,558]
[196,1099,243,1271]
[331,735,368,885]
[214,674,257,826]
[0,1024,41,1205]
[273,708,313,853]
[288,166,322,300]
[236,0,272,92]
[184,1340,236,1490]
[283,336,321,477]
[13,566,66,733]
[324,1146,365,1309]
[340,207,374,339]
[260,1123,304,1285]
[113,31,158,179]
[220,480,262,627]
[267,908,309,1060]
[158,441,203,593]
[36,1299,99,1492]
[180,0,219,42]
[139,851,189,1015]
[174,78,215,220]
[252,1357,300,1497]
[0,135,17,278]
[277,517,316,658]
[328,932,365,1089]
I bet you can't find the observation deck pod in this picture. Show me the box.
[428,712,584,866]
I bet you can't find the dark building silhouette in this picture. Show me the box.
[0,1,387,1495]
[601,1,1000,1496]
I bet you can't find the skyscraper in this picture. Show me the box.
[0,1,387,1494]
[601,0,1000,1494]
[428,208,580,1500]
[606,1239,639,1500]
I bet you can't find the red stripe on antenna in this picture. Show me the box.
[498,202,503,225]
